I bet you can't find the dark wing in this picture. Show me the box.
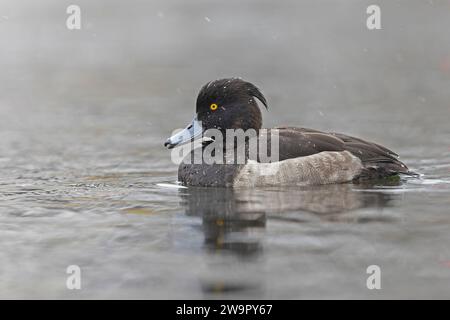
[271,127,409,177]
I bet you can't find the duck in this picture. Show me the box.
[164,78,412,187]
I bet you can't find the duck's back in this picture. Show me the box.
[273,127,409,179]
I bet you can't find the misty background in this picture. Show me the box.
[1,0,449,151]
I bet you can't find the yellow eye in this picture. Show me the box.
[210,103,218,111]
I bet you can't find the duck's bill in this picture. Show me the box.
[164,116,203,149]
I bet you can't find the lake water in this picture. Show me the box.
[0,0,449,299]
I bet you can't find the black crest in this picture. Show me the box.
[196,78,268,113]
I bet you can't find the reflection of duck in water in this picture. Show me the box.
[180,184,396,256]
[181,187,266,257]
[165,78,414,187]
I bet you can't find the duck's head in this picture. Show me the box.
[164,78,268,149]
